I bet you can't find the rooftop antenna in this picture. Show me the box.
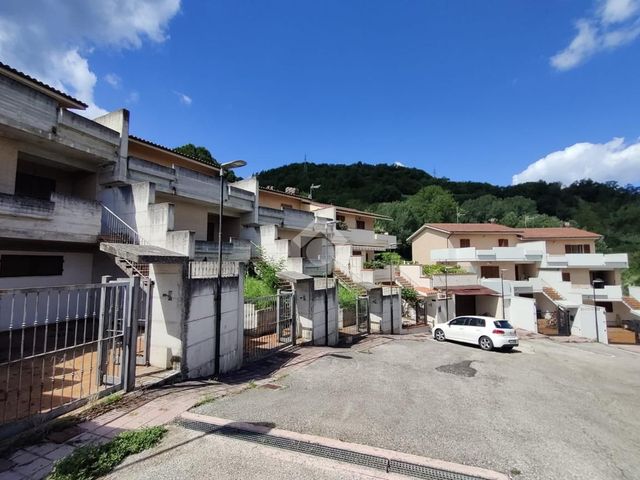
[309,184,321,200]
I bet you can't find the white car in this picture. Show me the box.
[433,316,519,351]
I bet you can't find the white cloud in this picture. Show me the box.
[512,137,640,185]
[126,91,140,104]
[174,91,192,106]
[551,0,640,70]
[0,0,181,118]
[104,73,121,88]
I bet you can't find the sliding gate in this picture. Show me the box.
[0,277,143,429]
[339,296,370,338]
[243,292,296,364]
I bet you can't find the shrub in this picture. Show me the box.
[244,276,275,299]
[401,287,418,303]
[421,264,466,276]
[338,284,357,309]
[48,426,166,480]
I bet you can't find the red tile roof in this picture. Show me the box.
[408,223,519,241]
[518,227,602,240]
[129,135,221,170]
[0,62,87,109]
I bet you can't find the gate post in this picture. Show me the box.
[123,276,140,392]
[276,292,281,340]
[291,292,297,346]
[96,275,112,387]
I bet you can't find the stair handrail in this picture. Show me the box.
[101,204,150,246]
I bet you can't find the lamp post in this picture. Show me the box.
[591,278,604,343]
[388,244,398,334]
[444,261,449,322]
[499,268,508,320]
[214,159,246,377]
[323,220,337,346]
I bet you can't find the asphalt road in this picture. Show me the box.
[193,336,640,480]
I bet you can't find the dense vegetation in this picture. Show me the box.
[258,162,640,286]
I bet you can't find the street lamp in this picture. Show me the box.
[214,159,246,377]
[443,261,449,322]
[591,278,605,343]
[499,268,508,319]
[388,244,398,334]
[323,220,337,346]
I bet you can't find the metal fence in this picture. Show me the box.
[0,278,140,426]
[243,292,295,364]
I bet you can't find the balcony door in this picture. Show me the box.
[480,266,500,278]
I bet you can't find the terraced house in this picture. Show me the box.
[404,223,638,345]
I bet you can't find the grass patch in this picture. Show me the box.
[510,468,522,476]
[193,395,216,408]
[48,426,167,480]
[247,380,257,389]
[99,392,123,408]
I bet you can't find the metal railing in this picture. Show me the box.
[100,204,149,246]
[188,261,240,279]
[0,278,140,429]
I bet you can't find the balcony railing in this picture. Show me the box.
[542,253,629,269]
[194,239,252,262]
[126,156,255,213]
[332,229,396,250]
[431,246,544,263]
[0,192,101,243]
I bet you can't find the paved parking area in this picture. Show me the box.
[193,336,640,480]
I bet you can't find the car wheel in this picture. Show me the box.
[479,336,494,351]
[434,329,446,342]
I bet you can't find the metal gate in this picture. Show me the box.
[135,278,153,366]
[0,278,141,428]
[243,292,295,364]
[339,296,370,337]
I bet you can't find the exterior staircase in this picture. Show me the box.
[622,296,640,312]
[277,278,293,292]
[115,257,150,278]
[543,286,565,302]
[395,274,413,290]
[333,268,367,296]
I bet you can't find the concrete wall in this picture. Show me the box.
[476,295,502,318]
[508,296,537,332]
[572,305,608,343]
[293,278,338,345]
[172,198,208,241]
[183,273,244,377]
[411,229,450,265]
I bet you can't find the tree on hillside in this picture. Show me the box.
[407,185,458,224]
[174,143,238,181]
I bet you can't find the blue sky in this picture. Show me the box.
[1,0,640,185]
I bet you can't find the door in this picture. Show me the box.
[465,317,486,343]
[480,266,500,278]
[447,317,467,341]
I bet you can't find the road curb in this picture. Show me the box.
[179,411,509,480]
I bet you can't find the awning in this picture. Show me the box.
[445,286,499,296]
[100,243,187,264]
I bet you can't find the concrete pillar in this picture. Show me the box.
[368,287,383,333]
[0,138,18,195]
[148,263,185,369]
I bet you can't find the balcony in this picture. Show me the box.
[431,246,544,263]
[258,206,327,232]
[0,192,101,243]
[194,239,252,262]
[332,229,396,250]
[127,156,255,213]
[542,253,629,269]
[430,273,480,288]
[0,76,120,164]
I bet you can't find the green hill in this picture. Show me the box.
[257,162,640,286]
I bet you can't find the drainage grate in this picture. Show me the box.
[177,419,485,480]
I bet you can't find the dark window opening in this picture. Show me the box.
[15,172,56,200]
[356,220,365,230]
[337,215,346,222]
[480,266,500,278]
[460,238,471,248]
[565,244,593,254]
[595,302,613,313]
[0,255,64,277]
[562,272,571,282]
[498,238,509,247]
[281,203,293,209]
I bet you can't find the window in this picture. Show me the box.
[281,203,293,209]
[459,238,471,248]
[356,220,365,230]
[562,272,571,282]
[449,318,467,326]
[15,172,56,200]
[494,320,514,329]
[480,266,500,278]
[498,239,509,247]
[595,302,613,312]
[337,214,346,222]
[468,318,486,327]
[353,250,362,256]
[0,255,64,277]
[565,244,592,254]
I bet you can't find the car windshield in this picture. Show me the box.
[494,320,514,329]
